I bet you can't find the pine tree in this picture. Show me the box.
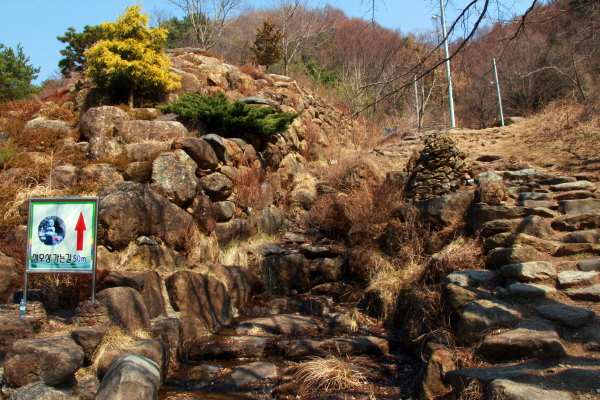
[251,20,283,70]
[84,5,180,107]
[0,44,40,102]
[57,25,104,77]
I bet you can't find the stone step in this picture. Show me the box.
[578,258,600,272]
[445,361,600,393]
[187,335,389,361]
[478,327,566,361]
[532,304,596,328]
[499,261,556,282]
[557,270,599,289]
[239,296,333,317]
[564,284,600,302]
[508,283,557,299]
[232,314,322,336]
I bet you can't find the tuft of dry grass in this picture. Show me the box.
[218,233,276,268]
[91,326,154,372]
[185,224,221,266]
[293,355,368,394]
[459,378,484,400]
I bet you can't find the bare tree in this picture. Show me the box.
[165,0,245,50]
[267,0,338,75]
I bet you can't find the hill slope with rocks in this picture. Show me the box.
[0,50,599,400]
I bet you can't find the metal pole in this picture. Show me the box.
[439,0,456,128]
[413,76,420,130]
[493,58,505,127]
[23,273,28,303]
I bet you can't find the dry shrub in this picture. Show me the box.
[91,326,154,373]
[233,166,269,212]
[240,65,266,81]
[185,224,220,266]
[11,127,75,153]
[31,274,93,311]
[523,100,600,165]
[0,99,43,139]
[310,193,352,235]
[293,355,368,394]
[40,103,78,124]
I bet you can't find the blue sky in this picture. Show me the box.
[0,0,529,83]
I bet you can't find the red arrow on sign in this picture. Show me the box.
[75,212,86,251]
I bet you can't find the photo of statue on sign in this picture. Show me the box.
[38,216,66,246]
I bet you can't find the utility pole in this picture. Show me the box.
[434,0,456,128]
[493,58,505,127]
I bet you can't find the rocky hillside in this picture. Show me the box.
[0,50,599,400]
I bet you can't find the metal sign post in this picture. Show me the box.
[24,197,99,303]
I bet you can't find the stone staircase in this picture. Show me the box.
[428,160,600,399]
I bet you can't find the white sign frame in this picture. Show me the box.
[24,197,99,302]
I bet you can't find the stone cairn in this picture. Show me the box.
[0,301,48,327]
[406,134,472,201]
[75,300,110,326]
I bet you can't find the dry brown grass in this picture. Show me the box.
[91,326,154,372]
[459,378,485,400]
[185,224,220,266]
[293,355,368,394]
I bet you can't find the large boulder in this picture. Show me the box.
[148,318,182,372]
[152,150,198,207]
[46,165,78,190]
[192,195,216,233]
[96,287,151,332]
[100,270,165,319]
[88,137,124,160]
[114,120,189,142]
[255,205,284,235]
[4,337,84,388]
[214,219,253,246]
[94,354,160,400]
[165,271,231,347]
[79,106,130,141]
[479,326,566,360]
[71,326,110,363]
[10,381,71,400]
[123,162,153,182]
[456,300,522,343]
[0,316,41,358]
[192,264,251,309]
[414,191,475,227]
[264,253,311,294]
[98,182,196,251]
[172,137,219,169]
[199,134,228,163]
[24,118,72,134]
[124,142,170,162]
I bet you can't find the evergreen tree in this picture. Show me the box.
[85,5,180,107]
[57,25,104,77]
[0,44,40,102]
[251,20,283,70]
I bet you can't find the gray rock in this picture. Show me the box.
[518,192,552,201]
[508,283,557,298]
[445,284,497,314]
[467,205,528,230]
[557,270,598,289]
[214,219,253,246]
[414,191,475,226]
[445,361,543,390]
[555,242,600,256]
[444,270,495,288]
[584,330,600,351]
[152,150,197,207]
[98,182,196,250]
[192,195,216,234]
[125,142,170,162]
[229,362,278,386]
[278,336,389,359]
[23,118,72,134]
[79,106,130,141]
[94,354,160,400]
[233,315,320,335]
[562,229,600,243]
[213,201,236,221]
[0,252,22,303]
[255,205,284,235]
[4,337,84,387]
[10,380,70,400]
[123,161,152,182]
[553,190,597,200]
[564,284,600,301]
[486,246,548,269]
[456,300,522,342]
[198,172,234,202]
[550,180,597,192]
[495,169,550,180]
[574,172,597,181]
[539,176,577,185]
[100,270,165,319]
[419,348,455,399]
[533,304,595,328]
[559,199,600,215]
[115,120,189,142]
[46,166,78,190]
[165,271,231,347]
[0,316,41,358]
[199,134,228,163]
[77,163,123,187]
[524,207,559,219]
[264,253,311,294]
[476,154,503,163]
[483,233,559,255]
[487,379,573,400]
[479,327,566,360]
[480,216,555,239]
[71,326,109,363]
[500,262,556,282]
[191,264,251,310]
[552,211,600,231]
[516,200,559,209]
[96,287,151,332]
[171,137,219,169]
[87,137,123,160]
[578,258,600,271]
